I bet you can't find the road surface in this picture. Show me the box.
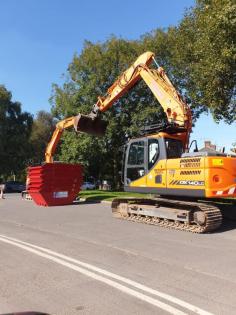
[0,194,236,315]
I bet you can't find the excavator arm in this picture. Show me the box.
[75,51,192,148]
[45,116,76,163]
[46,51,192,163]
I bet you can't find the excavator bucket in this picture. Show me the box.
[74,114,108,136]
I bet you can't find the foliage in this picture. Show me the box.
[0,85,33,179]
[169,0,236,122]
[1,1,235,185]
[51,0,236,186]
[29,110,55,164]
[51,36,167,187]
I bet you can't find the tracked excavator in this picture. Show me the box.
[72,51,236,233]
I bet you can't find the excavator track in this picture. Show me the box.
[111,197,222,233]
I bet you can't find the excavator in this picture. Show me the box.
[28,51,236,232]
[73,51,236,233]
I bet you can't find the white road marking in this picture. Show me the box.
[0,236,186,315]
[0,234,214,315]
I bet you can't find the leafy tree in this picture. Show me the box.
[30,110,55,164]
[51,1,236,186]
[51,37,168,187]
[0,85,33,179]
[168,0,236,122]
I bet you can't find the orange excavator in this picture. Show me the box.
[28,51,235,231]
[73,51,236,233]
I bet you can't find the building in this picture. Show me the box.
[199,141,217,153]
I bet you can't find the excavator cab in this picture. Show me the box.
[122,134,184,189]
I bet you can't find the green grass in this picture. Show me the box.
[78,189,148,202]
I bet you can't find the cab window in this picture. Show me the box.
[128,141,145,165]
[148,139,159,169]
[165,139,183,159]
[126,141,145,183]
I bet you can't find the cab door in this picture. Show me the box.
[124,139,147,188]
[146,138,167,191]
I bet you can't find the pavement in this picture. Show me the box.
[0,194,236,315]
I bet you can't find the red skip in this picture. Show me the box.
[27,163,83,206]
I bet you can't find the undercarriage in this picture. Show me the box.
[111,197,222,233]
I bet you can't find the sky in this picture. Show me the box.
[0,0,235,152]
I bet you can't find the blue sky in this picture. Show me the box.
[0,0,235,151]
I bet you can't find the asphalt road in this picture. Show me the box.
[0,194,236,315]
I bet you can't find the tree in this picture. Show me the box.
[51,1,236,186]
[51,36,168,187]
[168,0,236,122]
[30,110,55,164]
[0,85,33,179]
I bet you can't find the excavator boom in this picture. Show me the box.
[75,51,192,148]
[45,52,192,163]
[45,116,76,163]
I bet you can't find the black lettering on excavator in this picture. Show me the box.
[169,180,205,186]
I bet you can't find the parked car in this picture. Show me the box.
[3,181,26,193]
[81,181,96,190]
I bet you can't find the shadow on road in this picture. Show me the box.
[214,202,236,232]
[216,218,236,233]
[79,195,113,202]
[73,199,102,205]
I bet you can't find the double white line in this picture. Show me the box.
[0,234,213,315]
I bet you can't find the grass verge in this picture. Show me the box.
[78,190,148,202]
